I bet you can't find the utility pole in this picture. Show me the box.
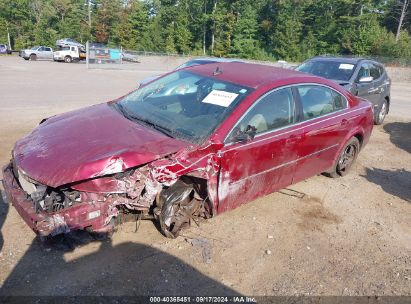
[211,0,217,55]
[203,0,206,55]
[6,22,11,50]
[88,0,92,28]
[396,0,409,42]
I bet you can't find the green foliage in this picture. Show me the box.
[0,0,410,62]
[338,14,386,55]
[230,4,260,58]
[0,16,8,43]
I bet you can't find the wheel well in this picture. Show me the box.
[354,133,363,147]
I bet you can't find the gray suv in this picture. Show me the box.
[296,56,391,124]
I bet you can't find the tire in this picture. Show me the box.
[29,54,37,61]
[155,180,199,238]
[24,58,29,61]
[374,100,388,125]
[64,56,72,63]
[326,137,360,178]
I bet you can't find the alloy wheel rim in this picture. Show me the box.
[379,102,387,122]
[338,144,357,172]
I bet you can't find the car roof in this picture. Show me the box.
[188,62,323,89]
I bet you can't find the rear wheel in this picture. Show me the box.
[374,100,388,125]
[326,137,360,178]
[64,56,72,63]
[29,54,37,61]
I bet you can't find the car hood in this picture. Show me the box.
[13,103,191,187]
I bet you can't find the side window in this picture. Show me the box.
[332,90,347,111]
[356,63,370,81]
[45,47,51,52]
[71,47,75,51]
[379,65,385,77]
[370,63,381,80]
[228,88,295,140]
[297,85,346,120]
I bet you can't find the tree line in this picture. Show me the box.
[0,0,410,62]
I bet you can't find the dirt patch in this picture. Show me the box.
[280,190,342,232]
[296,202,342,232]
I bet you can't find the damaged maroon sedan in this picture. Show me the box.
[2,63,374,239]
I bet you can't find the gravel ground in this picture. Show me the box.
[0,56,410,296]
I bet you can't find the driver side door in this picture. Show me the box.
[217,87,302,213]
[37,46,46,59]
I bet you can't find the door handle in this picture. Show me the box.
[368,87,379,94]
[341,119,348,126]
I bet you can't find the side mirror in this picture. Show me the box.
[358,76,374,83]
[233,125,257,143]
[234,133,249,143]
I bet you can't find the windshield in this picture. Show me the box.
[31,46,40,50]
[296,60,356,82]
[116,70,252,144]
[60,46,70,51]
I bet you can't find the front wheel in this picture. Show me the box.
[374,100,388,125]
[326,137,360,178]
[155,180,200,238]
[29,54,37,61]
[64,56,72,63]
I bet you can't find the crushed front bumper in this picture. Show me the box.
[2,163,113,237]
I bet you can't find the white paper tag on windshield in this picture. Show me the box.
[202,90,239,107]
[339,63,354,70]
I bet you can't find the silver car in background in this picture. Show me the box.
[56,38,85,50]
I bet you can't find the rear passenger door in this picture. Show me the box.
[292,85,350,183]
[368,62,385,106]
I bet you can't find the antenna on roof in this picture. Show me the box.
[213,66,222,76]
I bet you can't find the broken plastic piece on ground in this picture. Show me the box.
[279,188,306,199]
